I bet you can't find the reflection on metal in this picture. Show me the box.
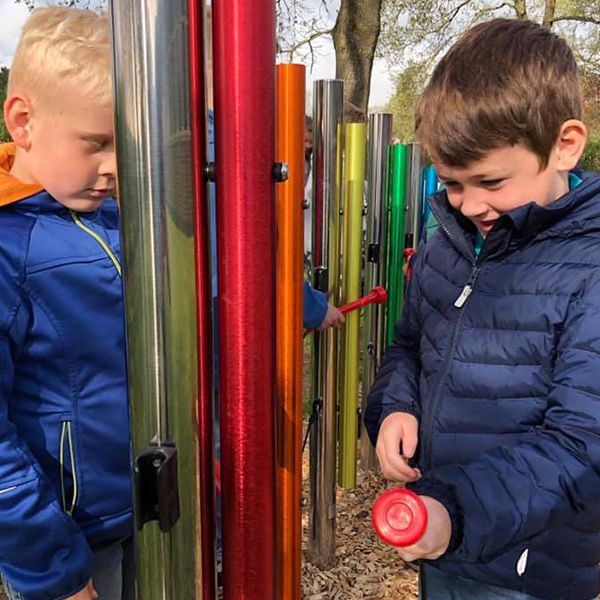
[360,114,392,471]
[213,0,277,597]
[109,0,203,598]
[386,144,408,345]
[189,0,216,597]
[339,123,367,489]
[406,143,424,250]
[275,63,305,600]
[309,79,344,569]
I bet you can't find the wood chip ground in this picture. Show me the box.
[301,444,419,600]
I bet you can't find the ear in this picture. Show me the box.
[554,119,588,171]
[3,93,34,150]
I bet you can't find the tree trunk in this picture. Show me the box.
[513,0,528,19]
[331,0,383,114]
[543,0,556,28]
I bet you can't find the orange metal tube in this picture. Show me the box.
[275,63,305,600]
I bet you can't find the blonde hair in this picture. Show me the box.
[8,7,112,107]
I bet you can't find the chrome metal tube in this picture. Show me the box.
[360,113,392,471]
[406,143,424,249]
[109,1,203,598]
[308,79,344,569]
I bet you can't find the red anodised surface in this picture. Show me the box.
[213,1,277,598]
[189,1,216,597]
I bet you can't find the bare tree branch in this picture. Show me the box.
[552,15,600,27]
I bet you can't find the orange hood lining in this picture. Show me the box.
[0,143,44,206]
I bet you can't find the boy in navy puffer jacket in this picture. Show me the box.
[0,8,132,600]
[365,18,600,600]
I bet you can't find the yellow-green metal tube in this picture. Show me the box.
[338,123,367,488]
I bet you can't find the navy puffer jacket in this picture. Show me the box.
[365,172,600,600]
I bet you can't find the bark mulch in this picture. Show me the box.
[301,450,419,599]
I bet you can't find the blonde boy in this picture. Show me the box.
[0,8,132,600]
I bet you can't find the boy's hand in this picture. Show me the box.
[66,580,98,600]
[376,412,420,482]
[318,304,345,330]
[394,496,451,562]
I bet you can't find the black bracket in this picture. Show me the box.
[314,267,328,293]
[134,443,180,533]
[273,162,289,182]
[204,162,216,182]
[367,243,379,263]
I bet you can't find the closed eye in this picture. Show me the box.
[480,179,504,190]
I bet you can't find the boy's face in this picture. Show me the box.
[435,144,569,236]
[16,86,116,212]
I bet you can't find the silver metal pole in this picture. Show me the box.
[109,2,203,598]
[308,79,344,569]
[405,143,424,249]
[360,113,392,471]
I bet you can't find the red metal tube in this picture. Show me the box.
[212,1,276,598]
[189,1,216,597]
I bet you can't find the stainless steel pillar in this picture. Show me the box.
[360,113,392,471]
[406,143,424,250]
[109,2,204,598]
[308,79,344,569]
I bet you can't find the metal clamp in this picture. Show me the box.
[273,162,289,182]
[204,162,216,182]
[134,443,180,533]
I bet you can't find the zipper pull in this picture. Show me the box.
[454,284,473,308]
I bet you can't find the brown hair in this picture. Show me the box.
[415,18,582,169]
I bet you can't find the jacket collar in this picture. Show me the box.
[0,143,44,206]
[428,171,600,263]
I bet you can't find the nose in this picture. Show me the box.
[100,150,117,180]
[453,187,489,220]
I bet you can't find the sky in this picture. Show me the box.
[0,0,395,108]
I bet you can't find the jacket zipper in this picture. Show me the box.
[421,264,480,470]
[69,211,122,277]
[59,419,78,515]
[423,200,480,470]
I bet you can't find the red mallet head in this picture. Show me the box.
[372,488,428,547]
[369,285,387,304]
[339,285,388,315]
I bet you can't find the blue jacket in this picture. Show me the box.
[365,172,600,600]
[303,281,328,329]
[0,156,131,598]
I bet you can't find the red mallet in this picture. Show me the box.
[372,488,428,547]
[339,285,387,315]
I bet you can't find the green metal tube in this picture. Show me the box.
[339,123,367,489]
[386,144,408,345]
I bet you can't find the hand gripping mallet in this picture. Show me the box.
[303,285,388,337]
[372,487,428,547]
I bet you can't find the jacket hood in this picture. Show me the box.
[0,142,44,206]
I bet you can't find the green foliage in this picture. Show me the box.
[0,67,9,143]
[580,136,600,172]
[384,61,428,142]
